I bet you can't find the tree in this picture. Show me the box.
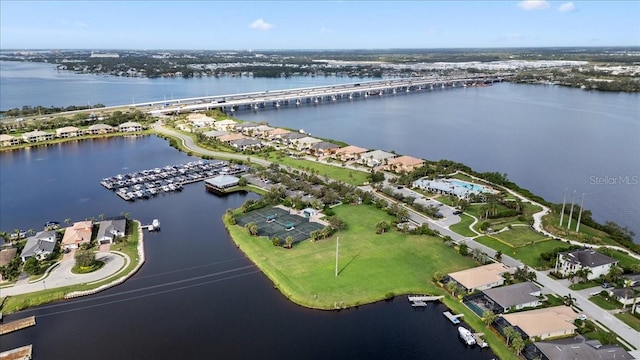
[606,266,624,285]
[375,221,390,234]
[238,177,248,187]
[64,218,72,226]
[511,334,525,355]
[271,237,281,247]
[245,222,258,236]
[503,326,517,345]
[433,271,445,283]
[495,250,503,262]
[563,293,576,307]
[23,257,41,275]
[75,249,96,268]
[327,216,346,231]
[446,280,458,296]
[285,236,294,249]
[576,268,592,283]
[458,243,468,256]
[396,207,409,223]
[623,279,633,309]
[481,310,497,326]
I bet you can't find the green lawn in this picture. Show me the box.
[228,203,479,309]
[474,236,565,268]
[449,213,478,237]
[569,280,601,290]
[589,294,622,310]
[541,212,630,248]
[265,152,369,186]
[597,248,640,271]
[616,312,640,332]
[491,226,550,247]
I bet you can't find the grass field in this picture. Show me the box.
[227,203,479,309]
[265,152,369,186]
[448,213,478,237]
[474,236,566,268]
[589,294,622,310]
[491,226,550,247]
[542,212,627,248]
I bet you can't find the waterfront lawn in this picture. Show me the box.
[597,248,640,272]
[541,212,624,248]
[228,203,479,309]
[474,236,565,268]
[491,226,549,247]
[448,213,478,237]
[1,222,141,314]
[616,312,640,332]
[265,152,369,186]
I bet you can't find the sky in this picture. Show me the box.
[1,1,639,50]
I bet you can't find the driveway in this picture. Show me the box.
[0,252,127,297]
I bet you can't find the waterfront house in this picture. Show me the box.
[382,155,425,173]
[266,128,291,141]
[20,230,58,261]
[447,263,512,293]
[118,121,143,132]
[501,305,577,340]
[554,249,617,280]
[96,219,126,245]
[291,136,322,151]
[87,124,115,135]
[310,141,340,157]
[214,119,237,131]
[0,134,21,147]
[333,145,368,162]
[279,131,306,145]
[358,149,396,168]
[22,130,54,143]
[56,126,82,138]
[230,138,263,151]
[532,335,634,360]
[203,130,230,138]
[218,133,247,144]
[480,281,542,313]
[61,221,94,250]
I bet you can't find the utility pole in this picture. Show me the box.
[559,188,568,226]
[567,191,576,230]
[335,237,339,277]
[576,193,586,232]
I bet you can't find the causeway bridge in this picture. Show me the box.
[146,74,510,115]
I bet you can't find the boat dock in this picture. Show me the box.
[408,295,443,308]
[101,160,248,201]
[0,316,36,335]
[0,345,32,360]
[141,219,160,231]
[443,311,464,324]
[473,332,489,348]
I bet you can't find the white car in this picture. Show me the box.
[577,314,587,321]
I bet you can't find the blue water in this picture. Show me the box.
[448,179,488,193]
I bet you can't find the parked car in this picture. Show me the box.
[602,282,613,289]
[453,210,463,215]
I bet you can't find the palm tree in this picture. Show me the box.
[563,293,577,307]
[446,280,458,296]
[503,326,517,345]
[64,218,72,226]
[511,334,525,355]
[481,310,497,326]
[623,279,633,309]
[631,288,639,314]
[285,236,294,249]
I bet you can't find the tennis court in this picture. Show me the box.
[236,207,325,243]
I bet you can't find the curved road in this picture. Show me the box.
[1,252,127,297]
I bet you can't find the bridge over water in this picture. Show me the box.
[146,75,511,115]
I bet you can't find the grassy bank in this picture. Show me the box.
[1,222,141,314]
[475,236,565,268]
[448,213,478,237]
[227,203,478,309]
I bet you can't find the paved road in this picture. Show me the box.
[0,252,127,297]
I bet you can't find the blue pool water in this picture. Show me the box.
[448,179,488,193]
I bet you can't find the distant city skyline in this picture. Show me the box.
[1,1,638,50]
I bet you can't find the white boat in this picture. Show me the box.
[152,219,160,229]
[458,327,476,346]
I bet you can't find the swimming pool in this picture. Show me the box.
[448,179,490,193]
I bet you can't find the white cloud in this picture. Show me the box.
[517,0,550,10]
[558,2,576,12]
[249,18,273,31]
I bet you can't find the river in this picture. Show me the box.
[2,60,637,240]
[0,136,494,360]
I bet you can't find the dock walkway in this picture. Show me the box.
[0,316,35,335]
[0,345,32,360]
[443,311,464,324]
[407,295,443,303]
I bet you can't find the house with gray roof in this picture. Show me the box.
[204,130,230,138]
[609,286,640,307]
[532,335,634,360]
[279,131,306,144]
[230,138,262,151]
[96,219,126,245]
[555,249,618,280]
[310,141,340,157]
[358,149,396,168]
[482,281,542,313]
[20,230,58,261]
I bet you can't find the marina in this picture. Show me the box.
[100,160,248,201]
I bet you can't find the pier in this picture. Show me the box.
[0,345,32,360]
[0,316,36,335]
[408,295,443,307]
[443,311,464,324]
